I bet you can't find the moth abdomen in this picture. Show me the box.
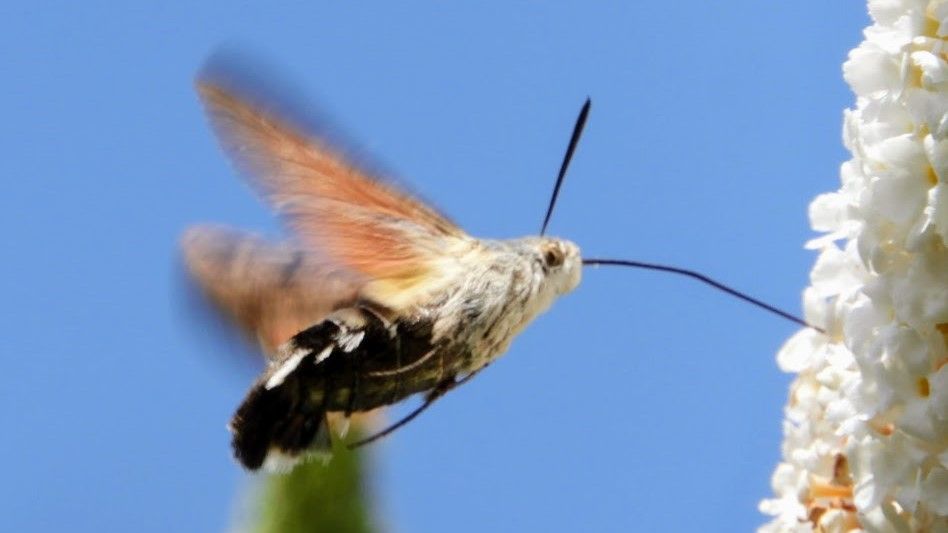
[229,305,446,470]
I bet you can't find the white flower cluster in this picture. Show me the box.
[760,2,948,531]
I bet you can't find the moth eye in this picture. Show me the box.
[543,246,564,268]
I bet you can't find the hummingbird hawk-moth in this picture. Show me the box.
[183,64,815,472]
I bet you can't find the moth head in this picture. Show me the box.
[524,236,582,296]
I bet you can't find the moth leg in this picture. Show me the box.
[344,351,362,418]
[392,333,403,405]
[348,364,490,449]
[311,373,335,450]
[344,375,359,418]
[437,348,445,384]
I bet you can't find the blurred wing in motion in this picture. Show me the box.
[196,79,475,310]
[182,225,358,355]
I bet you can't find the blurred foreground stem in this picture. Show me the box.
[254,437,375,533]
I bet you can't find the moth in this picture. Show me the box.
[183,67,814,472]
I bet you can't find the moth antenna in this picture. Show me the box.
[347,367,486,449]
[582,258,824,333]
[540,98,591,236]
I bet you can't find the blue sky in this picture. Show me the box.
[2,2,867,531]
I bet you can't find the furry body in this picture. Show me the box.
[230,237,580,470]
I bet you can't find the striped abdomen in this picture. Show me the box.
[229,305,460,470]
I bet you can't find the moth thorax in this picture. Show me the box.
[428,237,581,368]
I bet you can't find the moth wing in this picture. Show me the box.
[182,225,358,355]
[197,80,475,310]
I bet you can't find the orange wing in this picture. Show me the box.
[182,225,358,354]
[196,80,475,310]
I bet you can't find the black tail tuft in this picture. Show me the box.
[229,373,331,471]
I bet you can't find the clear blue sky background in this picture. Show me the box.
[2,2,868,532]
